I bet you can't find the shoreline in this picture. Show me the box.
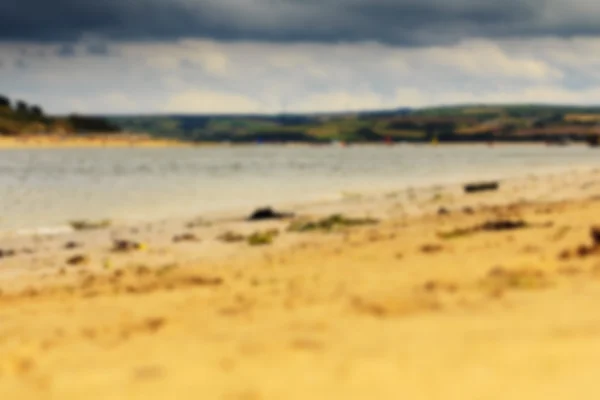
[2,162,599,238]
[0,133,191,149]
[1,165,599,277]
[2,166,600,397]
[0,134,593,149]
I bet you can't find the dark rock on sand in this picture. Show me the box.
[557,228,600,260]
[112,240,143,253]
[173,233,200,243]
[248,207,295,221]
[480,220,527,232]
[67,255,89,266]
[464,181,499,194]
[420,244,444,254]
[0,249,16,259]
[64,241,81,250]
[591,226,600,246]
[437,207,450,216]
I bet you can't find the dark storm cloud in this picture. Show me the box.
[0,0,596,45]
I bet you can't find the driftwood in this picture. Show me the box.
[464,181,499,194]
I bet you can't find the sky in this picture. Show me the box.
[2,0,600,114]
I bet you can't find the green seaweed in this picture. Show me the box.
[217,231,246,243]
[247,229,279,246]
[288,214,378,233]
[69,219,111,231]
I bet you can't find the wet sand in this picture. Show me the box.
[2,168,600,398]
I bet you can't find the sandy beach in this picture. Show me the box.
[0,134,583,150]
[0,134,191,149]
[2,167,600,398]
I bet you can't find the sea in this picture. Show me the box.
[1,144,599,233]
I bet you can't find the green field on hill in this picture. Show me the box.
[3,94,600,144]
[108,105,600,143]
[0,95,119,135]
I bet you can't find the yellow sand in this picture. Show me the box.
[2,191,600,399]
[0,134,190,149]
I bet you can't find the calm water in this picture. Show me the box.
[1,144,600,232]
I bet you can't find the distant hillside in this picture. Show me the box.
[0,94,120,135]
[108,104,600,144]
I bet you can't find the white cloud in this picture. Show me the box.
[3,36,600,114]
[291,91,388,113]
[419,41,563,81]
[164,90,262,114]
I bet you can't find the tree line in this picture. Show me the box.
[0,94,120,134]
[0,94,45,120]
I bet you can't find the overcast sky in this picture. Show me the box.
[2,0,600,114]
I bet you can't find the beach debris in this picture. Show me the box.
[437,228,473,239]
[350,295,441,318]
[480,267,550,291]
[558,226,600,260]
[421,280,458,293]
[480,220,527,232]
[0,249,16,259]
[558,249,572,260]
[218,231,246,243]
[103,258,113,270]
[288,214,378,233]
[145,317,167,333]
[186,217,212,229]
[64,241,81,250]
[247,229,279,246]
[184,275,224,286]
[438,219,529,239]
[437,207,450,216]
[248,207,295,221]
[66,254,89,266]
[69,219,111,231]
[172,233,200,243]
[431,193,444,202]
[462,206,475,214]
[591,226,600,246]
[464,181,499,194]
[420,244,444,254]
[112,239,146,253]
